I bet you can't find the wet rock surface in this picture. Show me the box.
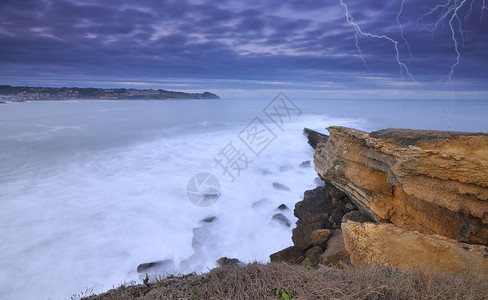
[272,183,357,264]
[273,182,290,191]
[271,213,291,227]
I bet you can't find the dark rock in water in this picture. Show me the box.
[294,186,334,220]
[270,246,305,264]
[201,216,217,223]
[137,261,164,273]
[303,128,329,149]
[257,168,272,175]
[216,257,244,267]
[276,204,289,211]
[299,160,311,168]
[314,177,325,187]
[252,199,269,209]
[273,182,290,191]
[271,213,291,227]
[342,210,371,223]
[279,165,292,172]
[329,208,344,227]
[136,259,177,278]
[305,246,323,266]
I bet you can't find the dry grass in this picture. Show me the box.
[83,263,488,300]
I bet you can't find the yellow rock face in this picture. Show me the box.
[342,221,488,278]
[315,127,488,245]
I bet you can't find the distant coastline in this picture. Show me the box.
[0,85,220,101]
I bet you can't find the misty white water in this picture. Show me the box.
[0,98,486,299]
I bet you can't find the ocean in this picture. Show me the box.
[0,97,486,299]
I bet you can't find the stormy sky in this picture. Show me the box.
[1,0,487,98]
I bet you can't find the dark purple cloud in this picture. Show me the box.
[0,0,487,96]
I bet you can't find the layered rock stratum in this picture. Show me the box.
[315,127,488,245]
[273,126,488,277]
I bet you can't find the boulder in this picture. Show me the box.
[294,186,334,220]
[299,160,311,168]
[273,182,290,191]
[292,213,329,250]
[304,127,329,149]
[276,204,289,211]
[200,216,217,223]
[314,126,488,245]
[271,213,291,227]
[291,186,338,251]
[270,246,305,264]
[216,257,244,267]
[136,259,178,282]
[310,229,332,248]
[328,208,344,227]
[320,230,349,266]
[342,221,488,278]
[341,210,370,223]
[304,246,323,266]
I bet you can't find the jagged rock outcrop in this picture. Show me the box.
[273,126,487,276]
[314,126,488,245]
[342,221,488,278]
[303,128,329,149]
[270,183,356,266]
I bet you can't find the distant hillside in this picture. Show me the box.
[0,85,220,101]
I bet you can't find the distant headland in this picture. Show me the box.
[0,85,220,101]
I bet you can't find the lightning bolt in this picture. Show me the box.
[397,0,413,63]
[339,0,416,81]
[418,0,484,86]
[482,0,488,20]
[464,0,475,22]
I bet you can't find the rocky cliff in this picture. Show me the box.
[315,126,488,245]
[272,126,488,277]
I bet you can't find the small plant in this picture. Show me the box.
[273,285,296,300]
[333,160,345,166]
[384,267,406,283]
[297,265,312,271]
[192,289,200,300]
[70,288,93,300]
[143,273,150,287]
